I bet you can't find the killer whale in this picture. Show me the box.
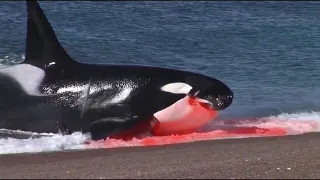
[0,1,233,140]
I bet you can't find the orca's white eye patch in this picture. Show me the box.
[160,82,192,94]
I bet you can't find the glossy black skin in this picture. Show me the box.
[0,1,233,140]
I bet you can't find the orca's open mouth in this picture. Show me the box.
[195,98,214,111]
[199,101,214,111]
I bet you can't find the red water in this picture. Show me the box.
[84,125,291,149]
[84,115,319,149]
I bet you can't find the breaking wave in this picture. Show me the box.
[0,111,319,155]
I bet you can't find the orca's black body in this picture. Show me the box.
[0,1,233,140]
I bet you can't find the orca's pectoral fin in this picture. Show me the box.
[89,116,154,141]
[89,117,128,140]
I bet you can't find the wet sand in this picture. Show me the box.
[0,133,319,179]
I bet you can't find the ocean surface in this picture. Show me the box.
[0,1,319,154]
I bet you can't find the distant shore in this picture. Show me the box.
[0,133,319,179]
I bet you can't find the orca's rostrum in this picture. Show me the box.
[0,1,233,141]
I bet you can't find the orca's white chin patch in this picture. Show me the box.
[152,96,218,136]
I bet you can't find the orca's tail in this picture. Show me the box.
[24,1,77,68]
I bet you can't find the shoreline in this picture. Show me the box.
[0,133,319,179]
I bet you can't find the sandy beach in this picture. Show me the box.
[0,133,319,179]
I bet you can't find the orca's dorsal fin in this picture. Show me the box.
[25,1,77,69]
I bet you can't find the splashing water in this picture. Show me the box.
[0,53,24,68]
[0,111,319,155]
